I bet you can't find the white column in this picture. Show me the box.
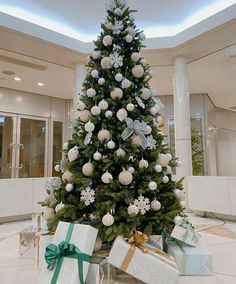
[73,63,86,120]
[173,57,192,184]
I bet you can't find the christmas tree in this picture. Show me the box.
[43,0,185,242]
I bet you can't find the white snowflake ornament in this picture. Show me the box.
[81,186,95,206]
[112,20,124,34]
[110,52,124,68]
[134,195,150,215]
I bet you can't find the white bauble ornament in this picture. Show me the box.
[101,171,113,183]
[157,154,169,167]
[62,170,73,182]
[140,88,151,100]
[139,158,149,169]
[150,105,160,116]
[116,108,127,122]
[154,164,162,173]
[132,65,144,78]
[121,78,131,89]
[92,51,101,59]
[174,189,185,201]
[91,105,101,116]
[91,69,99,78]
[166,166,172,174]
[115,148,125,157]
[176,160,182,167]
[55,202,65,213]
[65,183,74,192]
[148,181,157,191]
[105,111,113,118]
[78,100,86,110]
[174,216,183,225]
[102,35,113,46]
[43,208,55,221]
[93,151,102,161]
[145,125,152,135]
[78,110,91,123]
[93,237,102,253]
[98,100,108,110]
[98,129,111,142]
[127,166,135,174]
[132,135,140,146]
[118,169,133,185]
[82,162,94,177]
[151,199,161,211]
[101,57,112,69]
[107,140,116,149]
[68,146,79,162]
[84,121,95,132]
[166,153,172,162]
[102,213,114,226]
[128,204,139,216]
[125,34,133,43]
[98,78,105,85]
[63,142,68,150]
[162,175,169,183]
[114,7,122,15]
[54,164,61,172]
[131,52,140,62]
[125,26,136,37]
[110,88,123,99]
[139,33,146,41]
[87,88,96,98]
[115,73,123,82]
[126,103,135,111]
[180,201,187,208]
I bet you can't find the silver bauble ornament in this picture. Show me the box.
[154,164,162,173]
[139,158,149,169]
[115,148,125,157]
[82,162,94,177]
[98,129,111,142]
[98,78,105,85]
[98,100,108,110]
[87,88,96,98]
[93,151,102,161]
[55,202,65,213]
[78,110,91,123]
[107,140,116,149]
[101,171,113,183]
[148,181,157,191]
[102,35,113,46]
[131,52,140,62]
[91,69,99,78]
[128,204,139,216]
[126,103,135,111]
[127,166,135,174]
[91,105,101,116]
[125,26,136,37]
[62,170,73,182]
[101,57,112,69]
[77,101,86,110]
[118,169,133,185]
[54,164,61,172]
[174,216,183,225]
[162,175,169,183]
[105,110,113,118]
[125,34,133,43]
[140,88,151,100]
[84,121,95,132]
[65,183,74,192]
[151,199,161,211]
[174,189,185,201]
[132,65,144,78]
[116,108,127,122]
[115,73,123,82]
[92,51,101,59]
[68,146,79,162]
[102,213,114,226]
[110,88,123,99]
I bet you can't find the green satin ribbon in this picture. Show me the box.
[180,219,199,244]
[45,223,91,284]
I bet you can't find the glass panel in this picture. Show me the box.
[19,118,46,178]
[0,115,13,178]
[52,121,63,176]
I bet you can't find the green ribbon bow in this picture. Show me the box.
[180,219,199,244]
[45,223,91,284]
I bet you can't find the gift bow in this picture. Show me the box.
[180,219,199,244]
[121,118,149,150]
[45,223,91,284]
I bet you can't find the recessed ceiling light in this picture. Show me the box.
[14,77,21,81]
[2,70,15,76]
[37,82,44,86]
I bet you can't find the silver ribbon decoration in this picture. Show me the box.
[121,118,149,150]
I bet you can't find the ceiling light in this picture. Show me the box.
[37,82,44,86]
[14,77,21,81]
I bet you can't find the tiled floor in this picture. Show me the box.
[0,214,236,284]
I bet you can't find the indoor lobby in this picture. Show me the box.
[0,1,236,283]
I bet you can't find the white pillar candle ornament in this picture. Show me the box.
[139,158,149,169]
[154,164,162,173]
[87,88,96,98]
[54,164,61,172]
[62,170,73,182]
[82,162,94,176]
[91,69,99,78]
[125,34,133,43]
[151,199,161,211]
[55,202,65,213]
[148,181,157,191]
[115,148,125,157]
[115,73,123,82]
[110,88,123,99]
[131,52,140,62]
[43,208,55,221]
[128,204,139,216]
[162,175,169,183]
[174,188,185,201]
[127,166,135,174]
[98,100,108,110]
[101,57,112,69]
[126,103,134,111]
[98,129,111,142]
[102,35,113,46]
[98,78,105,85]
[107,140,116,149]
[105,110,113,118]
[68,146,79,162]
[93,151,102,161]
[78,100,86,110]
[116,108,127,122]
[140,88,151,100]
[118,169,133,185]
[63,142,68,150]
[102,213,114,226]
[84,121,95,132]
[132,65,144,78]
[174,215,183,225]
[92,50,101,59]
[78,110,91,122]
[65,183,74,192]
[101,171,113,183]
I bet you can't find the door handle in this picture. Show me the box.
[7,143,15,169]
[18,143,24,169]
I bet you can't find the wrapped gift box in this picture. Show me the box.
[171,225,200,247]
[37,221,98,284]
[167,242,213,276]
[37,234,54,269]
[108,235,179,284]
[147,235,163,250]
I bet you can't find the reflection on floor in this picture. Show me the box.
[0,214,236,284]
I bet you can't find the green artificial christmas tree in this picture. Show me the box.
[43,0,185,242]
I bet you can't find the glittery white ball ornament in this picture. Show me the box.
[128,204,139,216]
[54,164,61,172]
[116,108,127,122]
[93,151,102,161]
[118,169,133,185]
[65,183,74,192]
[121,78,131,89]
[115,148,125,157]
[127,166,135,174]
[98,100,108,110]
[140,88,151,100]
[101,57,112,69]
[102,35,113,46]
[126,103,135,111]
[162,175,169,183]
[139,158,149,169]
[131,52,140,62]
[174,189,185,201]
[98,78,105,85]
[102,213,114,226]
[43,208,55,220]
[92,51,101,59]
[107,140,116,149]
[91,105,101,116]
[101,171,113,183]
[115,73,123,82]
[82,162,94,177]
[68,146,79,162]
[105,111,113,118]
[154,164,162,173]
[84,121,95,132]
[78,110,91,122]
[87,88,96,98]
[110,88,123,99]
[98,129,111,142]
[151,199,161,211]
[132,65,144,78]
[148,181,157,191]
[62,170,73,182]
[180,201,187,208]
[125,34,133,43]
[63,142,68,150]
[78,101,86,110]
[125,27,136,37]
[91,69,99,78]
[174,216,183,225]
[55,202,65,213]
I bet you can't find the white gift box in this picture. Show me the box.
[37,234,54,270]
[147,235,163,250]
[37,221,98,284]
[171,225,200,247]
[167,242,213,276]
[108,236,179,284]
[86,259,107,284]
